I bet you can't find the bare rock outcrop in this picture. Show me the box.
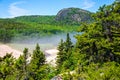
[56,7,92,23]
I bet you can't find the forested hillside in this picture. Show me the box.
[0,17,78,43]
[0,8,92,43]
[0,19,30,43]
[13,15,55,25]
[0,0,120,80]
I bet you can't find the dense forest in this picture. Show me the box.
[0,16,79,43]
[0,0,120,80]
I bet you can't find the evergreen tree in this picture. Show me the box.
[64,33,73,53]
[30,43,45,69]
[29,43,46,79]
[56,39,66,70]
[15,48,30,80]
[63,33,73,69]
[0,53,15,80]
[56,33,74,72]
[75,0,120,63]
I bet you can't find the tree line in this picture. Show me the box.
[0,18,78,43]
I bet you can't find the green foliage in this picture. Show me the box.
[72,62,120,80]
[0,20,27,43]
[29,44,46,79]
[14,15,55,24]
[75,0,120,63]
[64,33,73,52]
[30,44,45,69]
[0,44,56,80]
[0,1,120,80]
[56,39,65,68]
[56,1,120,79]
[0,53,15,80]
[0,16,79,43]
[14,48,30,80]
[56,33,75,73]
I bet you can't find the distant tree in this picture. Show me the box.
[0,29,13,43]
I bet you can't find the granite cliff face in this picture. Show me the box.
[56,7,92,23]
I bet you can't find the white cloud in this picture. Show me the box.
[82,0,95,9]
[8,1,29,18]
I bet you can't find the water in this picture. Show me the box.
[7,32,77,53]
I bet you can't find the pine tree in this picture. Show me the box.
[30,43,45,70]
[64,33,73,52]
[56,39,66,69]
[56,33,74,71]
[29,43,46,79]
[0,53,15,80]
[15,48,30,80]
[75,0,120,63]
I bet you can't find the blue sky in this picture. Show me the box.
[0,0,115,18]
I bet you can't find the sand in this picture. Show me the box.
[0,44,59,65]
[45,48,59,66]
[0,44,22,58]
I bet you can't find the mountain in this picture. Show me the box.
[11,8,93,25]
[0,7,93,42]
[55,7,93,24]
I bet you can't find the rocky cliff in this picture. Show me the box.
[56,7,92,23]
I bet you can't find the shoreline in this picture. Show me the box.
[45,48,59,66]
[0,43,59,65]
[0,44,22,58]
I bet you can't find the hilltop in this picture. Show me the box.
[12,7,93,25]
[56,7,93,24]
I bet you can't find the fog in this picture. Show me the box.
[7,32,77,52]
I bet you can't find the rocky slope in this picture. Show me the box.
[56,7,93,23]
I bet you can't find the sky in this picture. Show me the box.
[0,0,115,18]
